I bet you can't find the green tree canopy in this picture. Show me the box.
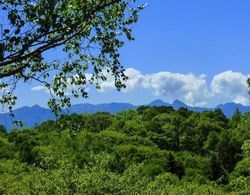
[0,125,7,134]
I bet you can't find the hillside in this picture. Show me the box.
[0,106,249,194]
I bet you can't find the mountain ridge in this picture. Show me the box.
[1,100,250,131]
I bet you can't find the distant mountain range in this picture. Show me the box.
[1,100,250,131]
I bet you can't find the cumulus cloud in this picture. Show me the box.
[211,71,250,105]
[97,68,146,92]
[31,86,46,92]
[123,68,146,91]
[145,72,210,106]
[95,68,249,106]
[94,68,211,106]
[31,68,250,106]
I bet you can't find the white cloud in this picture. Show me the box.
[31,86,46,92]
[96,68,249,106]
[234,95,250,105]
[97,68,146,93]
[30,69,250,106]
[211,71,250,105]
[95,68,210,106]
[97,74,116,92]
[145,72,210,106]
[123,68,146,92]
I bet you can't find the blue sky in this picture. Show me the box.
[13,1,250,108]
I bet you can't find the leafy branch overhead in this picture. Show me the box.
[0,0,145,115]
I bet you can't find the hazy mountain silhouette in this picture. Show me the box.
[1,100,249,131]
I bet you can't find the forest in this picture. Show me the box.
[0,106,249,194]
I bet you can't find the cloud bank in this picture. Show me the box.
[31,68,250,106]
[211,71,250,105]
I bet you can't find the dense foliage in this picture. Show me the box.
[0,106,249,194]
